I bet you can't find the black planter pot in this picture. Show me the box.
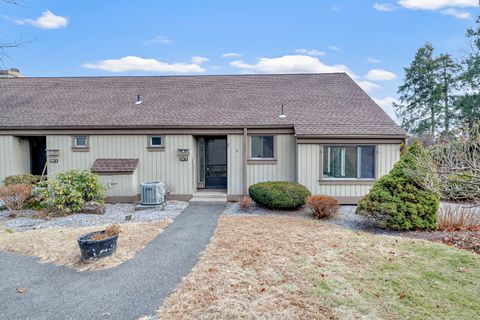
[77,231,118,262]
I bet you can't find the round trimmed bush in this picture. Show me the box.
[249,181,311,210]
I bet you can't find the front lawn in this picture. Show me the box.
[157,216,480,319]
[0,221,170,271]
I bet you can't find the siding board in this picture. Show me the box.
[0,136,30,181]
[46,135,195,195]
[298,143,400,199]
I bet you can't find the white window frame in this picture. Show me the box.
[72,135,89,148]
[249,135,276,160]
[148,135,165,148]
[322,145,376,180]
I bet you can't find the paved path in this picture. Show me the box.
[0,202,224,320]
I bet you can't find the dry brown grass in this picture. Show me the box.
[438,204,480,231]
[158,216,337,320]
[0,220,171,271]
[157,216,480,320]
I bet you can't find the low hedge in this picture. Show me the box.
[249,181,311,210]
[3,174,42,186]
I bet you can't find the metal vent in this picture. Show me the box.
[140,181,163,205]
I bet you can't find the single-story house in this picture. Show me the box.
[0,73,405,204]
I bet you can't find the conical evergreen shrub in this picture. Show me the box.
[356,141,439,230]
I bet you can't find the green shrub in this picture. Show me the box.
[35,169,106,213]
[249,181,311,210]
[3,174,41,186]
[356,141,440,231]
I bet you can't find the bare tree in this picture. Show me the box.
[410,123,480,206]
[0,0,22,64]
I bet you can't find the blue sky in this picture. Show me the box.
[1,0,478,122]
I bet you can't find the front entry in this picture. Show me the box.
[29,136,47,176]
[198,137,227,189]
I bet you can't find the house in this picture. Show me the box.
[0,73,405,204]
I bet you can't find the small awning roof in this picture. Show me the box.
[91,158,139,174]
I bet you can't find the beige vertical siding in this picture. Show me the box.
[46,135,195,195]
[0,136,30,182]
[227,134,244,195]
[378,144,401,176]
[297,143,401,199]
[227,133,296,196]
[99,172,138,197]
[247,134,296,186]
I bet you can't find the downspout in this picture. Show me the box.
[243,127,248,196]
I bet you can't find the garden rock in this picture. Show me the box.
[81,201,105,215]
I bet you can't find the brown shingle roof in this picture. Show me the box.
[0,73,405,137]
[91,159,139,173]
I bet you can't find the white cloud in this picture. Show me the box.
[365,69,397,81]
[357,81,382,92]
[398,0,477,10]
[373,3,397,11]
[82,56,206,73]
[191,56,209,64]
[229,55,382,93]
[329,45,340,51]
[367,58,383,64]
[221,52,241,58]
[441,8,471,19]
[230,55,352,75]
[373,96,400,122]
[294,49,326,57]
[16,10,67,29]
[144,35,171,45]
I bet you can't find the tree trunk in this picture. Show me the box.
[443,64,449,133]
[431,103,435,140]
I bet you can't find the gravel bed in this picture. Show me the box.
[224,202,311,217]
[0,201,188,232]
[225,203,395,235]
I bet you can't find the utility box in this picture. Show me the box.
[140,182,166,205]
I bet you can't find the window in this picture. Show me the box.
[323,146,375,179]
[148,135,164,148]
[250,135,274,159]
[73,136,89,148]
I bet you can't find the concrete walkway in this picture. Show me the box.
[0,202,224,320]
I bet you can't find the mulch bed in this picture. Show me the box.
[403,230,480,254]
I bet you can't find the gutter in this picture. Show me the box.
[243,128,248,196]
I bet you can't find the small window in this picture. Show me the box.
[148,136,164,148]
[73,136,89,148]
[250,135,274,159]
[323,145,375,179]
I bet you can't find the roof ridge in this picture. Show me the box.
[2,72,349,80]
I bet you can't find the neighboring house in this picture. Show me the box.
[0,68,23,78]
[0,73,405,204]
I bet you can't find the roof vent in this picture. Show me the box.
[135,94,142,105]
[279,103,287,119]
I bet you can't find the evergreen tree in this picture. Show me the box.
[436,53,460,136]
[457,15,480,129]
[394,43,443,138]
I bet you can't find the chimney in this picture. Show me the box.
[0,68,23,78]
